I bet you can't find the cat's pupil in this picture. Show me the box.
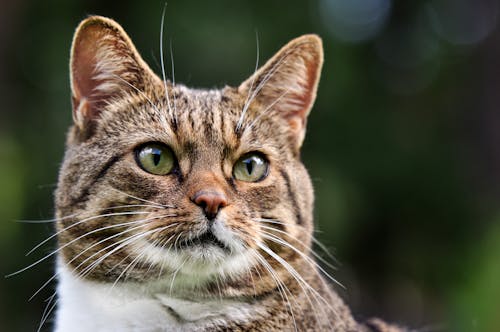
[152,150,161,166]
[245,159,254,174]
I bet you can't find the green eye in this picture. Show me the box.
[136,143,175,175]
[233,153,269,182]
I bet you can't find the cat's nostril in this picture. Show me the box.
[192,191,228,220]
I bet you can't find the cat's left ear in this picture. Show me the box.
[238,34,323,150]
[70,16,159,138]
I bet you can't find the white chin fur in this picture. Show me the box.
[128,221,255,287]
[130,240,254,288]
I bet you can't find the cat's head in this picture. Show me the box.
[56,16,323,295]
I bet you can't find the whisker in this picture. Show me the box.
[258,232,342,328]
[109,187,173,208]
[110,73,163,116]
[106,226,172,286]
[37,292,57,332]
[169,39,178,125]
[25,211,150,257]
[110,243,151,289]
[77,222,178,280]
[169,41,176,87]
[245,89,289,132]
[259,230,343,289]
[107,238,150,275]
[104,203,170,210]
[236,31,260,131]
[245,264,257,298]
[18,204,166,225]
[23,205,164,258]
[169,257,187,295]
[256,217,339,267]
[15,220,55,224]
[258,239,338,317]
[15,212,81,224]
[28,218,168,301]
[8,213,158,278]
[254,218,288,226]
[311,236,339,266]
[173,231,184,253]
[258,240,334,303]
[157,233,177,279]
[248,254,265,299]
[142,236,167,276]
[236,49,289,132]
[159,3,174,117]
[256,241,335,327]
[257,222,338,272]
[213,273,221,303]
[249,249,298,332]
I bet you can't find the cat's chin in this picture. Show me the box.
[130,233,254,286]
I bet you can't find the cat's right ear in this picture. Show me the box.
[70,16,158,137]
[238,34,323,151]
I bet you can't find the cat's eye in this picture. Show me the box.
[135,143,175,175]
[233,153,269,182]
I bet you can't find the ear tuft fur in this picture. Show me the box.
[239,34,324,149]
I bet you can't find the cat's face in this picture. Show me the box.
[55,16,323,294]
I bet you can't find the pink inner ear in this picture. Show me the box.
[68,16,158,137]
[73,45,97,103]
[71,26,107,123]
[241,36,322,140]
[283,55,321,131]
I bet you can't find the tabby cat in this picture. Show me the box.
[53,16,405,332]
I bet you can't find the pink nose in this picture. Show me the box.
[192,191,228,220]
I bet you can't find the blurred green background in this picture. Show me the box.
[1,0,499,331]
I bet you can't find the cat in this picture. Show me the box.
[52,15,406,332]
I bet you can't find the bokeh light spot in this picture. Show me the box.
[428,0,498,45]
[318,0,392,43]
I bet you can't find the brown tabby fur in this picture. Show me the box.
[54,16,406,331]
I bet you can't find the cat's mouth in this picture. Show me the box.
[176,231,228,251]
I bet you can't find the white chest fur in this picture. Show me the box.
[55,264,257,332]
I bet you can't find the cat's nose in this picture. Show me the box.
[192,190,228,220]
